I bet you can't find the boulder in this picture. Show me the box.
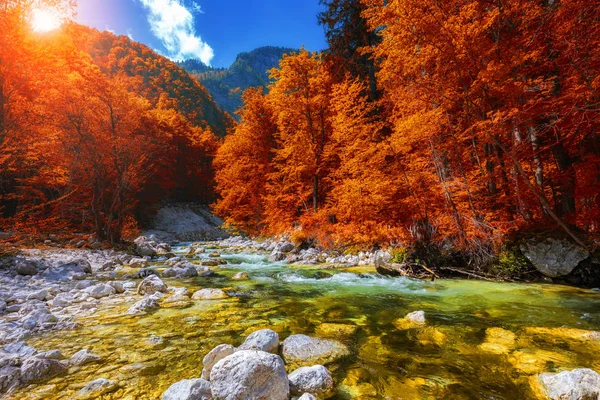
[238,329,279,354]
[78,378,118,398]
[162,266,198,278]
[282,335,350,366]
[278,242,295,253]
[231,272,249,281]
[289,365,336,399]
[192,289,228,300]
[84,284,116,299]
[127,295,160,315]
[162,378,212,400]
[268,250,286,262]
[520,238,590,278]
[201,344,235,380]
[210,350,289,400]
[134,236,157,257]
[41,260,91,281]
[536,368,600,400]
[15,258,39,276]
[129,257,149,269]
[201,260,221,267]
[137,275,168,295]
[70,349,101,366]
[20,357,67,384]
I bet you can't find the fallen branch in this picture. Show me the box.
[440,266,496,281]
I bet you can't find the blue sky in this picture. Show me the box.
[76,0,328,68]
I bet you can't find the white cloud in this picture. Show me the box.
[190,1,204,14]
[138,0,213,65]
[127,29,135,41]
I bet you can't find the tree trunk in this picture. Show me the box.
[313,174,318,212]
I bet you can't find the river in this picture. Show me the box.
[10,243,600,399]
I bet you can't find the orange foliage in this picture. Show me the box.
[0,1,224,242]
[215,0,600,249]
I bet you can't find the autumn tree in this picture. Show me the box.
[263,50,333,233]
[214,88,276,234]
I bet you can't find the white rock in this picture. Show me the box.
[210,350,289,400]
[201,344,235,380]
[162,378,212,400]
[70,349,101,366]
[238,329,279,354]
[127,295,160,315]
[538,368,600,400]
[282,335,350,366]
[84,284,116,299]
[137,275,168,295]
[288,365,335,399]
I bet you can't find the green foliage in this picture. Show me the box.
[491,247,530,276]
[389,247,409,264]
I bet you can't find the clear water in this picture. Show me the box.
[8,244,600,399]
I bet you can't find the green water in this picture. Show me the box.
[9,245,600,399]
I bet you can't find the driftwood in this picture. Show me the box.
[439,267,496,281]
[377,262,439,279]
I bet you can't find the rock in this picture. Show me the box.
[27,289,50,301]
[238,329,279,354]
[268,250,286,262]
[15,258,39,276]
[84,284,116,299]
[78,378,118,398]
[208,252,221,258]
[127,295,160,315]
[192,289,228,300]
[38,350,64,360]
[210,350,289,400]
[162,266,198,278]
[536,368,600,400]
[297,394,318,400]
[100,261,118,271]
[20,357,67,384]
[162,378,213,400]
[3,342,37,357]
[279,242,295,253]
[231,272,249,281]
[289,365,336,399]
[394,311,426,330]
[134,236,157,257]
[129,257,149,268]
[282,335,350,366]
[520,238,590,278]
[201,260,220,267]
[41,260,91,280]
[70,349,101,366]
[0,366,21,393]
[201,344,235,380]
[137,275,168,295]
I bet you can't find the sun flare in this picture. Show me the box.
[31,8,62,33]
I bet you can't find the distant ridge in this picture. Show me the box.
[179,46,296,119]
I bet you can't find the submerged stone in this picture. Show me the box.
[394,311,427,330]
[479,327,517,354]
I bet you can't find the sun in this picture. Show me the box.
[31,8,63,33]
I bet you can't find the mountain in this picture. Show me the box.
[179,46,297,119]
[67,24,234,137]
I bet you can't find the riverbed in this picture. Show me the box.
[7,242,600,399]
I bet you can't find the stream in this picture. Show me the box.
[8,242,600,399]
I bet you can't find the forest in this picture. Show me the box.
[2,0,600,267]
[215,0,600,267]
[0,0,232,243]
